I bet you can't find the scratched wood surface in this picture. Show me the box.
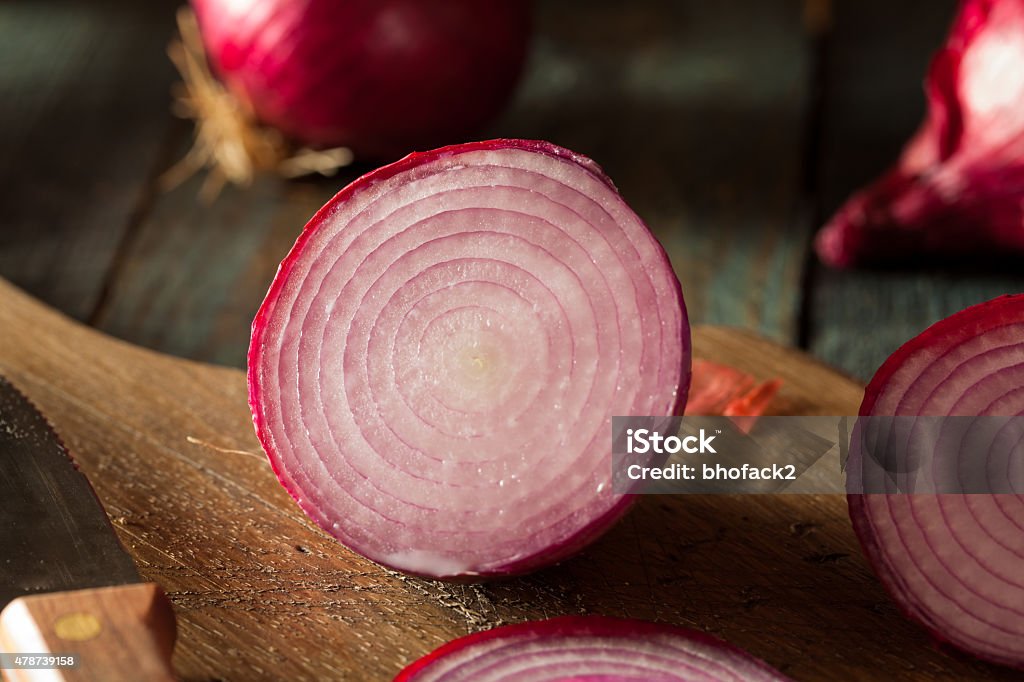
[2,277,1018,682]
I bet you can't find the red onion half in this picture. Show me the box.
[394,617,790,682]
[191,0,531,159]
[248,139,689,578]
[816,0,1024,267]
[850,295,1024,669]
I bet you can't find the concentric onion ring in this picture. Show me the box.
[850,295,1024,669]
[248,140,689,578]
[394,617,790,682]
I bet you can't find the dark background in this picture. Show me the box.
[3,0,1023,381]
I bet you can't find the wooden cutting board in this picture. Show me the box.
[0,278,1015,682]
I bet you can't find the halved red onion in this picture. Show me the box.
[394,617,790,682]
[850,294,1024,669]
[248,139,689,578]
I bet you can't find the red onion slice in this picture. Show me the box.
[248,139,689,578]
[394,617,790,682]
[850,294,1024,669]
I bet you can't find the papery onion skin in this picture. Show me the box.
[191,0,531,159]
[850,295,1024,669]
[394,616,791,682]
[248,139,689,579]
[815,0,1024,268]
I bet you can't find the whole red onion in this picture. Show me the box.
[191,0,531,160]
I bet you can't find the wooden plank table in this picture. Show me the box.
[8,0,1020,380]
[3,1,1024,679]
[806,0,1024,379]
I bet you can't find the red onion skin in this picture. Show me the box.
[394,616,789,682]
[850,294,1024,670]
[191,0,531,159]
[684,359,781,418]
[248,139,690,578]
[816,0,1024,267]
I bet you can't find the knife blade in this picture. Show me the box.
[0,376,176,682]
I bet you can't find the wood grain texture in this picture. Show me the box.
[0,1,178,321]
[806,0,1024,380]
[1,278,1017,682]
[92,0,814,368]
[0,584,176,682]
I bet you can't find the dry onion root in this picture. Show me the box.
[850,295,1024,669]
[163,8,353,200]
[394,617,791,682]
[248,139,690,578]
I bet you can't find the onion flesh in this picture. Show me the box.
[850,294,1024,669]
[191,0,531,159]
[394,617,791,682]
[248,139,689,578]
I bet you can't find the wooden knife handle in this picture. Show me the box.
[0,583,176,682]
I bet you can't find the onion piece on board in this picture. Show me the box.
[850,294,1024,669]
[685,359,781,417]
[248,139,690,578]
[394,616,791,682]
